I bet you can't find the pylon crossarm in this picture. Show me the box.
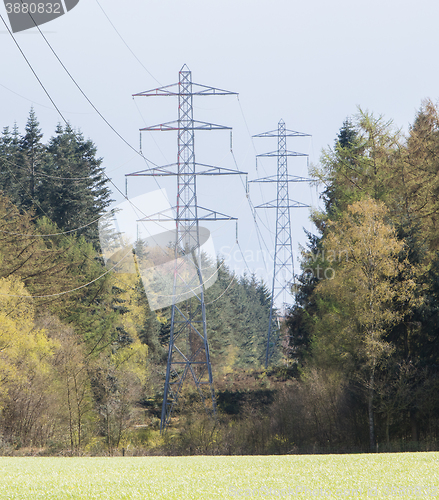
[133,82,238,97]
[250,174,312,183]
[253,129,311,138]
[126,163,246,177]
[196,207,237,221]
[255,200,310,209]
[187,82,238,96]
[133,82,181,97]
[253,120,311,139]
[257,149,308,158]
[137,206,236,222]
[140,120,232,131]
[136,207,175,222]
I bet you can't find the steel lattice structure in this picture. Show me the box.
[127,65,243,432]
[251,119,311,368]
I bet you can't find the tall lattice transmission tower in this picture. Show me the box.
[127,65,244,432]
[251,119,311,368]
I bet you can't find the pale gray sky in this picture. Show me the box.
[1,0,438,303]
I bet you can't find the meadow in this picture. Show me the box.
[0,453,438,499]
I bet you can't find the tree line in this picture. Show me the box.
[283,99,439,452]
[0,109,271,455]
[3,102,439,456]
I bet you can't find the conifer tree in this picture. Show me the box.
[0,124,22,205]
[19,108,45,209]
[39,123,112,248]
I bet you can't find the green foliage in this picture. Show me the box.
[0,124,22,204]
[286,100,439,451]
[0,110,278,456]
[0,110,112,250]
[38,123,112,248]
[9,101,439,455]
[205,263,272,370]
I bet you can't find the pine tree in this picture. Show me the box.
[0,124,22,205]
[39,123,112,248]
[19,108,45,209]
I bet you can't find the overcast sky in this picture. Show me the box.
[1,0,438,304]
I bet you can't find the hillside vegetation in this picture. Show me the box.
[2,102,439,455]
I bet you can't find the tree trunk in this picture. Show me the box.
[74,373,82,455]
[368,368,375,452]
[65,366,74,453]
[410,410,418,442]
[386,412,390,445]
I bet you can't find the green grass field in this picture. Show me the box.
[0,453,438,499]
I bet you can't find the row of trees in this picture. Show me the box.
[0,109,272,454]
[284,99,439,452]
[0,108,111,247]
[7,101,439,456]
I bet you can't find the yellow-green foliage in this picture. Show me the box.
[0,277,56,405]
[116,273,148,342]
[312,198,419,372]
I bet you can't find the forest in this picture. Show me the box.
[0,100,439,456]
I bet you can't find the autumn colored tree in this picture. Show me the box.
[0,277,58,447]
[310,198,419,450]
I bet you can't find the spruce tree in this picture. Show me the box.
[0,124,23,206]
[19,108,45,210]
[39,123,112,248]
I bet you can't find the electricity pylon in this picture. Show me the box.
[127,65,244,432]
[251,119,310,368]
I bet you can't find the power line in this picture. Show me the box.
[229,147,268,271]
[235,98,273,237]
[0,82,92,114]
[0,247,133,299]
[133,98,169,164]
[205,274,236,306]
[0,13,145,206]
[0,14,69,123]
[0,135,175,250]
[1,10,162,173]
[0,214,105,238]
[25,18,148,159]
[0,13,253,311]
[94,0,162,86]
[236,96,275,248]
[0,146,138,179]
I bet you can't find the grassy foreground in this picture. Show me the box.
[0,453,438,499]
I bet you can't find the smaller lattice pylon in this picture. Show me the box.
[250,119,311,368]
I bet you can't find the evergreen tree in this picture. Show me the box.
[19,108,45,209]
[284,230,323,367]
[207,269,272,368]
[133,277,163,361]
[0,124,22,205]
[39,123,112,248]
